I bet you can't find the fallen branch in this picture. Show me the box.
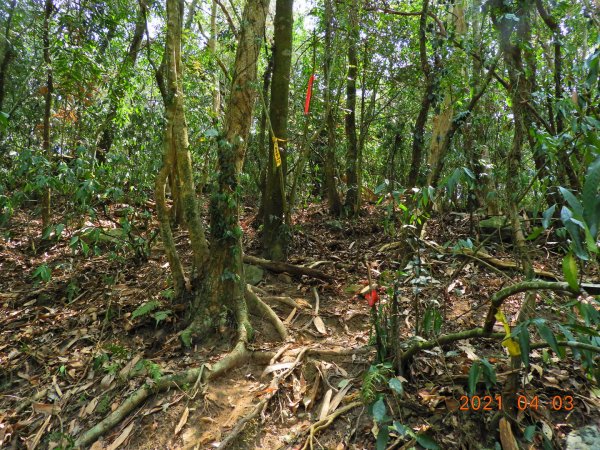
[483,281,576,333]
[399,328,600,367]
[421,240,558,279]
[243,254,332,280]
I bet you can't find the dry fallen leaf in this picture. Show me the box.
[107,422,134,450]
[313,316,327,335]
[174,406,189,436]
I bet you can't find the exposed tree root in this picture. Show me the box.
[245,284,288,340]
[218,347,308,449]
[301,400,363,450]
[75,315,254,447]
[243,254,332,280]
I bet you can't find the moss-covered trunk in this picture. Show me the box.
[186,0,269,341]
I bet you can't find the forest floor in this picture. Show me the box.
[1,200,599,449]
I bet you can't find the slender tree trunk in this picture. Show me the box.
[209,0,220,121]
[262,0,293,261]
[407,0,432,188]
[155,0,209,299]
[256,53,273,224]
[536,0,580,194]
[323,0,341,215]
[491,0,536,422]
[344,0,360,215]
[96,0,147,163]
[0,0,16,112]
[41,0,53,233]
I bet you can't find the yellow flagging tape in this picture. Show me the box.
[272,135,285,168]
[495,310,521,357]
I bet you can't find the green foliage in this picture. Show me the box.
[468,358,497,395]
[361,363,394,404]
[131,300,160,320]
[32,264,52,283]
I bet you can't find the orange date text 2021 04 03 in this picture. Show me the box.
[458,395,575,411]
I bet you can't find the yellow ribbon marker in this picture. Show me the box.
[495,310,521,357]
[272,135,282,168]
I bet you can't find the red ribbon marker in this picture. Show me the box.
[364,289,379,308]
[304,74,315,115]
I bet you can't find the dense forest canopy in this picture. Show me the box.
[0,0,599,448]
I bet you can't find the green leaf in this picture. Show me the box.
[517,324,531,368]
[205,128,219,137]
[526,226,543,241]
[562,253,579,291]
[372,397,386,423]
[534,320,563,358]
[131,300,160,320]
[557,324,580,359]
[559,187,584,218]
[416,433,440,450]
[524,425,536,442]
[55,223,65,238]
[388,378,403,395]
[376,427,390,450]
[392,421,415,438]
[468,361,481,395]
[582,158,600,237]
[153,310,172,325]
[374,179,390,195]
[542,205,556,229]
[33,264,51,282]
[480,358,497,387]
[561,207,588,260]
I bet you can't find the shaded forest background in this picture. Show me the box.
[0,0,599,448]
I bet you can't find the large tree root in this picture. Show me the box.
[243,254,332,280]
[245,284,288,340]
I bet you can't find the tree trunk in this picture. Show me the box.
[491,0,536,422]
[344,1,360,215]
[95,1,147,163]
[186,0,269,341]
[262,0,293,261]
[255,54,273,224]
[40,0,53,233]
[0,0,17,113]
[407,0,432,188]
[322,0,341,215]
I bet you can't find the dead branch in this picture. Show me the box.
[243,254,332,280]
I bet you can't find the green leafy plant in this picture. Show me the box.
[32,263,52,283]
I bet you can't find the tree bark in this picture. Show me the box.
[322,0,342,215]
[262,0,293,261]
[407,0,433,188]
[343,0,360,215]
[186,0,270,341]
[0,0,17,112]
[40,0,54,233]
